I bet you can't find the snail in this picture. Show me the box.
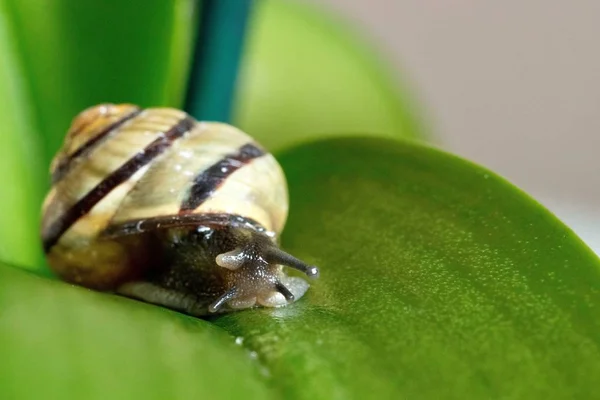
[40,103,319,316]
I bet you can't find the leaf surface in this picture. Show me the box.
[0,265,275,400]
[0,0,46,269]
[3,0,198,160]
[215,137,600,399]
[2,137,599,399]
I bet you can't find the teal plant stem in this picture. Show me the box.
[184,0,254,123]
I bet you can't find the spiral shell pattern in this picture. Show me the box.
[41,104,288,288]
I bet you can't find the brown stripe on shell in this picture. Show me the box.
[101,213,269,239]
[179,143,266,213]
[42,116,196,252]
[51,108,143,183]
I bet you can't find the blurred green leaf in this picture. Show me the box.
[0,0,46,270]
[3,0,198,161]
[0,264,275,400]
[2,137,599,399]
[233,0,428,152]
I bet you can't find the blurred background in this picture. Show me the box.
[304,0,600,254]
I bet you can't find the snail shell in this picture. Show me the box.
[40,104,318,316]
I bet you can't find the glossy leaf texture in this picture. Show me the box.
[232,0,428,152]
[214,137,600,399]
[2,137,600,399]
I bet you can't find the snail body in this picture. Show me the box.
[41,104,318,316]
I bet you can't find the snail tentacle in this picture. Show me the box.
[264,247,320,278]
[215,247,246,270]
[274,281,295,302]
[208,286,239,313]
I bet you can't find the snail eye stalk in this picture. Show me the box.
[265,247,320,278]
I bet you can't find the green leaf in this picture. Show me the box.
[3,0,198,161]
[2,136,599,398]
[0,0,46,270]
[214,137,600,398]
[0,264,275,400]
[233,0,428,152]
